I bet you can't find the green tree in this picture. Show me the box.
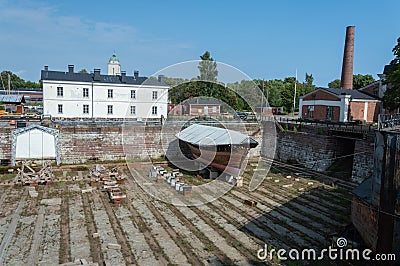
[280,77,296,113]
[0,70,41,89]
[163,77,190,87]
[328,74,375,89]
[302,73,315,95]
[169,80,237,111]
[198,51,218,82]
[383,37,400,110]
[305,73,314,87]
[0,70,25,88]
[353,74,375,90]
[266,79,284,107]
[328,79,341,88]
[78,69,88,74]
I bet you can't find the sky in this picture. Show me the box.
[0,0,399,87]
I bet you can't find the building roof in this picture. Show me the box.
[322,88,379,100]
[176,124,258,146]
[41,69,168,86]
[0,94,25,104]
[109,54,120,63]
[358,80,380,92]
[12,124,59,136]
[352,178,372,204]
[185,98,221,105]
[301,87,380,101]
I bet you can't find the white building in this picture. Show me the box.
[41,56,169,120]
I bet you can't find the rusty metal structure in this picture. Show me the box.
[340,26,355,90]
[351,114,400,257]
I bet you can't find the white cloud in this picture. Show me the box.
[0,1,195,81]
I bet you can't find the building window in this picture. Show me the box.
[83,104,89,114]
[212,106,217,113]
[152,106,157,115]
[57,87,63,97]
[108,89,113,98]
[152,91,158,100]
[107,105,113,114]
[83,88,89,98]
[326,106,334,120]
[307,105,314,118]
[58,104,63,114]
[131,90,136,99]
[130,106,136,115]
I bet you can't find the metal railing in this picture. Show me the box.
[378,113,400,130]
[276,117,376,133]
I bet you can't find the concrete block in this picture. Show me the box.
[81,188,93,194]
[107,243,121,250]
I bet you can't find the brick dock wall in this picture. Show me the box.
[0,123,373,183]
[351,135,375,183]
[0,127,12,162]
[271,123,375,183]
[0,123,262,165]
[274,130,337,171]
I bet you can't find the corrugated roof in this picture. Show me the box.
[0,95,25,103]
[176,124,258,146]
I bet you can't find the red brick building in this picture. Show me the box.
[167,104,183,115]
[183,98,221,116]
[298,88,381,123]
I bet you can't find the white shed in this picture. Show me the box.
[11,125,60,165]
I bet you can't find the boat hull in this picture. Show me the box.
[187,143,250,176]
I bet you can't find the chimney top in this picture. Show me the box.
[93,69,101,81]
[44,66,48,71]
[68,65,74,73]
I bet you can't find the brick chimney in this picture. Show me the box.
[340,26,355,90]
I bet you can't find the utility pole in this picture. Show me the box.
[7,73,11,95]
[266,80,268,109]
[293,69,297,117]
[260,80,264,109]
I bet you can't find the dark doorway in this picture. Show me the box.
[326,137,356,180]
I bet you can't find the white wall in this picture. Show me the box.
[16,129,56,159]
[43,80,169,119]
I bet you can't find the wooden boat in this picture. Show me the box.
[175,124,258,176]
